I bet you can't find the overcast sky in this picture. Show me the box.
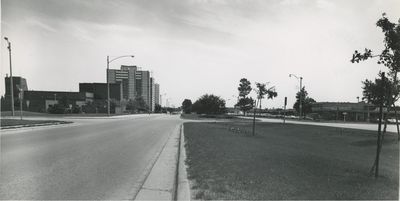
[1,0,399,108]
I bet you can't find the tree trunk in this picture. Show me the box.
[371,72,386,178]
[382,113,388,141]
[370,112,388,175]
[371,104,384,178]
[252,106,256,136]
[392,103,400,141]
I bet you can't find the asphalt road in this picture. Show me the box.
[0,114,182,200]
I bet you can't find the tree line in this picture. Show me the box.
[182,78,315,116]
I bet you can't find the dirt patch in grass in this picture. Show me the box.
[184,122,399,200]
[1,119,72,128]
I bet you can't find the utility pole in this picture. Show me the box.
[4,37,14,116]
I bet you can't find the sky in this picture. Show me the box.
[1,0,400,108]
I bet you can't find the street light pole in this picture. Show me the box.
[107,56,110,116]
[160,93,166,107]
[106,55,134,116]
[19,88,23,120]
[300,76,303,119]
[4,37,15,116]
[289,74,303,120]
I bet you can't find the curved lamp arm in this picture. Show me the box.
[109,55,134,64]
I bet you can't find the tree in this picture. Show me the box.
[351,13,400,177]
[181,99,193,114]
[126,97,148,113]
[293,87,316,117]
[238,78,252,97]
[154,104,162,113]
[255,82,278,110]
[236,78,254,115]
[351,13,400,137]
[192,94,226,115]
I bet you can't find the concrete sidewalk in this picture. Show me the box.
[135,124,190,200]
[242,116,399,133]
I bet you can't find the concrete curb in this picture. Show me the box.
[135,124,181,200]
[177,124,191,201]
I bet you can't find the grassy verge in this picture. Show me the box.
[1,119,72,128]
[180,113,257,122]
[184,122,399,200]
[0,111,137,117]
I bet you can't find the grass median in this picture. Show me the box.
[183,122,399,200]
[1,119,72,128]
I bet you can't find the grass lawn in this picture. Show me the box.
[184,122,399,200]
[1,119,71,128]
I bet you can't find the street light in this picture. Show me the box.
[107,55,134,116]
[289,74,303,119]
[4,37,15,116]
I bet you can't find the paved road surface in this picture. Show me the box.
[0,114,182,200]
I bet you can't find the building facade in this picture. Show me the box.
[107,65,137,100]
[155,83,160,106]
[5,76,28,99]
[79,83,123,101]
[23,90,92,113]
[107,65,159,112]
[135,70,151,110]
[311,102,377,121]
[150,77,155,111]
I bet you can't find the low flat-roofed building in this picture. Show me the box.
[311,102,376,121]
[23,90,93,113]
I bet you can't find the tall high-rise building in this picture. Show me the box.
[135,70,151,109]
[155,83,160,106]
[79,83,122,101]
[107,65,136,100]
[106,65,159,112]
[5,76,28,98]
[150,77,155,111]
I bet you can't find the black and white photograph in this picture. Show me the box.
[0,0,399,200]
